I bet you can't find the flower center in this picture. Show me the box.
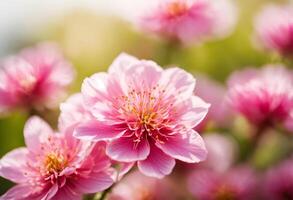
[44,152,67,174]
[20,75,37,93]
[167,1,188,17]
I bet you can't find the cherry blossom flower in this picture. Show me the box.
[0,116,114,200]
[139,0,237,44]
[227,65,293,131]
[0,42,74,113]
[74,53,209,178]
[254,4,293,57]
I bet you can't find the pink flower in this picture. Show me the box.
[188,166,258,200]
[108,171,179,200]
[139,0,237,44]
[227,65,293,131]
[0,116,114,200]
[74,53,209,178]
[194,75,232,131]
[254,4,293,57]
[262,159,293,200]
[0,42,74,113]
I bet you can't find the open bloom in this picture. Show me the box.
[227,65,293,131]
[262,159,293,200]
[139,0,237,44]
[74,53,209,178]
[188,166,258,200]
[254,4,293,57]
[0,116,114,200]
[0,42,74,113]
[108,171,179,200]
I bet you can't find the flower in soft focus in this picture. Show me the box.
[0,42,74,113]
[194,75,232,131]
[108,171,179,200]
[188,166,258,200]
[263,159,293,200]
[227,65,293,132]
[254,4,293,57]
[74,53,209,178]
[0,116,114,199]
[139,0,237,44]
[201,134,237,172]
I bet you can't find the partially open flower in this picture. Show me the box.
[254,4,293,57]
[0,116,114,199]
[74,53,209,178]
[227,65,293,132]
[0,42,74,113]
[139,0,237,44]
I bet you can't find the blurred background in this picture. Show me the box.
[0,0,291,196]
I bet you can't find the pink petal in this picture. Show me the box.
[0,184,38,200]
[108,53,139,74]
[0,148,29,183]
[157,130,207,163]
[52,186,81,200]
[178,96,210,129]
[41,184,58,200]
[73,172,114,193]
[24,116,54,152]
[74,121,126,141]
[106,137,150,162]
[138,144,175,178]
[160,68,195,100]
[81,72,109,107]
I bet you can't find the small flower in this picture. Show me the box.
[139,0,237,44]
[227,65,293,131]
[108,171,178,200]
[262,159,293,200]
[188,166,257,200]
[0,116,114,200]
[74,53,209,178]
[254,4,293,57]
[0,42,74,113]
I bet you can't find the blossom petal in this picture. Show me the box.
[74,121,126,141]
[0,147,29,183]
[178,96,210,129]
[73,172,114,193]
[108,53,139,74]
[138,144,175,178]
[0,184,39,200]
[106,137,150,162]
[160,68,195,100]
[157,130,207,163]
[24,116,54,152]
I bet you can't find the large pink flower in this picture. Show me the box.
[74,53,209,178]
[188,166,258,200]
[254,4,293,57]
[0,42,74,113]
[262,159,293,200]
[227,65,293,131]
[139,0,237,44]
[0,116,114,200]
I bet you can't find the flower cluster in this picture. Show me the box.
[1,1,293,199]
